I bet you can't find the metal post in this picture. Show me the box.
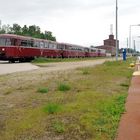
[0,20,1,30]
[116,0,118,61]
[127,37,128,53]
[133,40,136,54]
[129,25,131,53]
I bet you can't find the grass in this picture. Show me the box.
[32,57,105,64]
[43,103,62,114]
[52,121,65,133]
[58,83,71,92]
[37,87,49,94]
[82,68,90,75]
[0,58,134,140]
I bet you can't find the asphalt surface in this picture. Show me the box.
[0,61,39,75]
[0,58,117,75]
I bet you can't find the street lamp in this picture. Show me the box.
[129,24,140,53]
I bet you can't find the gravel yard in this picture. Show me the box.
[0,58,115,75]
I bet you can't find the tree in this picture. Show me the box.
[10,23,22,35]
[44,31,56,41]
[0,23,56,41]
[22,25,29,36]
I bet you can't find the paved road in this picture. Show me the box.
[0,61,39,75]
[0,58,118,75]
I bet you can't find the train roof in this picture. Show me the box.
[0,34,33,40]
[60,42,86,48]
[0,34,58,43]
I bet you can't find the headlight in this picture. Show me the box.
[2,48,5,51]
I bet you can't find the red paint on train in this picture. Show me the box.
[0,34,106,62]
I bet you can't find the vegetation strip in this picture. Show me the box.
[0,58,134,140]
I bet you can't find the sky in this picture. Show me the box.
[0,0,140,50]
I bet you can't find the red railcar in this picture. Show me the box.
[59,43,85,58]
[0,34,106,62]
[0,34,62,62]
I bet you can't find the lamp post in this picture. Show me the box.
[129,24,140,53]
[116,0,118,61]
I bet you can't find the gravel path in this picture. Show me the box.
[0,58,116,75]
[0,61,39,75]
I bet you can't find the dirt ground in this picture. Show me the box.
[0,58,116,75]
[0,61,39,75]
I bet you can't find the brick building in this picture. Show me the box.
[95,34,119,56]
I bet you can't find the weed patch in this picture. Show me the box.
[120,83,129,87]
[37,87,49,94]
[52,121,65,133]
[43,103,61,114]
[58,83,71,92]
[82,69,90,75]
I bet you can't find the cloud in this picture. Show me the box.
[0,0,140,49]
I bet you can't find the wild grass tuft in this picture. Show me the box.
[82,69,90,75]
[120,83,129,87]
[52,121,65,133]
[58,83,71,92]
[43,103,61,114]
[37,87,49,94]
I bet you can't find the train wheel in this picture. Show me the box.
[9,60,15,63]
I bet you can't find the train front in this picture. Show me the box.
[0,35,7,60]
[0,34,18,61]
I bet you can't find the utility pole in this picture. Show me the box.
[116,0,118,61]
[0,20,1,30]
[133,40,136,55]
[127,37,129,53]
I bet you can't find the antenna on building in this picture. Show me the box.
[110,24,113,35]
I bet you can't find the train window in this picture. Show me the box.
[57,44,65,50]
[0,38,12,46]
[84,48,89,52]
[28,40,33,47]
[40,42,44,48]
[44,42,49,48]
[21,40,28,47]
[53,44,57,49]
[91,49,96,52]
[34,41,40,47]
[0,38,6,46]
[48,43,52,48]
[6,39,12,46]
[65,45,69,50]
